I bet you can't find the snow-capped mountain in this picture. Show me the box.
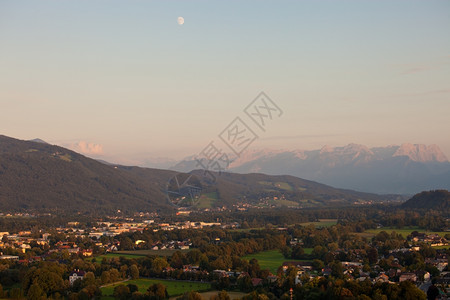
[171,143,450,194]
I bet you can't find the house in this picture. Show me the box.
[81,249,93,257]
[213,270,228,278]
[322,267,332,277]
[0,255,19,260]
[399,272,417,282]
[376,274,389,283]
[415,270,431,282]
[69,270,86,285]
[183,265,200,272]
[19,244,31,253]
[179,244,190,250]
[251,278,263,287]
[282,261,313,272]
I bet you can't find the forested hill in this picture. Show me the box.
[0,135,398,214]
[401,190,450,210]
[0,135,176,214]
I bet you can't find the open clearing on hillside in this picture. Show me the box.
[197,192,218,208]
[242,249,312,274]
[101,278,211,299]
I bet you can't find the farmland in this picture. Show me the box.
[299,219,338,228]
[364,226,449,238]
[242,249,312,274]
[101,278,211,300]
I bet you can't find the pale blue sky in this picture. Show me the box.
[1,1,449,164]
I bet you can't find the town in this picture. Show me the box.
[0,206,449,299]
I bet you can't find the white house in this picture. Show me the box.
[69,270,86,285]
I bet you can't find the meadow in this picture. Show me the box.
[91,249,190,261]
[101,278,211,300]
[242,249,312,274]
[299,219,338,228]
[364,226,448,238]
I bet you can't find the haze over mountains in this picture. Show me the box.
[171,143,450,194]
[0,135,399,214]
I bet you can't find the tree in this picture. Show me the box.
[330,261,343,279]
[147,283,168,299]
[127,284,138,294]
[83,272,96,287]
[312,259,324,270]
[241,221,250,229]
[291,245,305,259]
[113,285,130,300]
[109,268,121,282]
[27,283,46,300]
[238,275,253,292]
[119,237,134,250]
[367,247,378,265]
[398,281,426,300]
[170,251,186,269]
[152,257,169,275]
[210,290,231,300]
[186,249,202,265]
[101,271,111,284]
[130,264,140,280]
[177,291,203,300]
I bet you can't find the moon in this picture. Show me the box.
[177,17,184,25]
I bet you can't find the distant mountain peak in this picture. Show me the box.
[320,145,333,153]
[393,143,448,162]
[173,142,450,194]
[29,138,48,144]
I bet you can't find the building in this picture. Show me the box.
[69,270,86,285]
[399,273,417,282]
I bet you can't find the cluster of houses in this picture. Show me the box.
[0,218,243,263]
[0,231,49,253]
[408,232,448,247]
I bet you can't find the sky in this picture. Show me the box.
[1,1,449,166]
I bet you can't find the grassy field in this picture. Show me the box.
[299,219,338,228]
[364,227,448,238]
[101,278,211,299]
[92,249,191,261]
[196,192,218,209]
[242,249,312,274]
[258,181,293,192]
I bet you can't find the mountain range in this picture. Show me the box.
[0,135,398,214]
[171,143,450,194]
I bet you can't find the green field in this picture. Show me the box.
[196,192,218,208]
[117,249,191,257]
[101,278,211,299]
[299,219,338,228]
[242,249,312,274]
[92,249,191,261]
[365,227,448,238]
[258,181,293,191]
[93,253,147,260]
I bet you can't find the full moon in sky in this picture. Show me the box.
[177,17,184,25]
